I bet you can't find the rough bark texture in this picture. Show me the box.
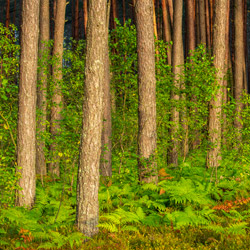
[100,1,112,177]
[48,0,66,177]
[169,0,183,166]
[36,0,50,177]
[16,0,40,207]
[206,0,227,168]
[76,0,106,238]
[135,0,158,183]
[234,0,244,136]
[162,0,172,65]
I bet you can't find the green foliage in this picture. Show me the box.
[0,24,20,207]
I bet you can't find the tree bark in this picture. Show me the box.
[186,0,196,53]
[5,0,10,28]
[100,1,112,177]
[135,0,158,183]
[83,0,88,38]
[199,0,206,45]
[233,0,245,139]
[169,0,183,166]
[162,0,172,65]
[76,0,106,238]
[206,0,227,169]
[112,0,118,29]
[16,0,40,207]
[48,0,66,177]
[36,0,50,177]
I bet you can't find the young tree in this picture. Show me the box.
[36,0,50,177]
[199,0,206,45]
[206,0,228,168]
[48,0,66,177]
[135,0,158,183]
[16,0,40,207]
[76,0,107,238]
[100,1,112,177]
[169,0,184,166]
[83,0,88,37]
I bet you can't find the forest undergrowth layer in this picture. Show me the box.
[1,152,250,249]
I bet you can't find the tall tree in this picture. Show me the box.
[74,0,79,40]
[186,0,196,54]
[135,0,158,183]
[112,0,118,29]
[233,0,245,139]
[162,0,172,65]
[206,0,228,168]
[169,0,183,166]
[36,0,50,177]
[16,0,40,207]
[76,0,106,238]
[100,0,112,177]
[48,0,66,177]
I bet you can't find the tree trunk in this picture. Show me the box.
[100,1,112,177]
[169,0,183,166]
[122,0,126,24]
[6,0,10,28]
[74,0,79,40]
[83,0,88,38]
[186,0,196,53]
[36,0,50,177]
[135,0,158,183]
[199,0,206,45]
[162,0,172,65]
[16,0,40,207]
[112,0,118,29]
[233,0,245,139]
[48,0,66,177]
[76,0,106,238]
[205,0,211,49]
[167,0,173,29]
[206,0,228,169]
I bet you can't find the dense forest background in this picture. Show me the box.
[1,0,250,249]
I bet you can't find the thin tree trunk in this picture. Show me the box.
[186,0,196,53]
[83,0,88,38]
[205,0,211,49]
[153,0,158,39]
[233,0,245,140]
[199,0,206,45]
[206,0,228,169]
[6,0,10,28]
[76,0,106,238]
[135,0,158,183]
[16,0,40,207]
[122,0,126,24]
[112,0,118,29]
[169,0,183,166]
[162,0,172,65]
[48,0,66,177]
[36,0,50,177]
[167,0,173,29]
[74,0,79,40]
[100,1,112,177]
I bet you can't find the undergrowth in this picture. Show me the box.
[1,153,250,249]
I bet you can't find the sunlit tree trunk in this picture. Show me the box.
[48,0,66,177]
[135,0,158,183]
[100,1,112,177]
[76,0,106,238]
[169,0,183,166]
[36,0,50,177]
[206,0,228,169]
[16,0,40,207]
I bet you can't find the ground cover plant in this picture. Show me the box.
[1,19,250,249]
